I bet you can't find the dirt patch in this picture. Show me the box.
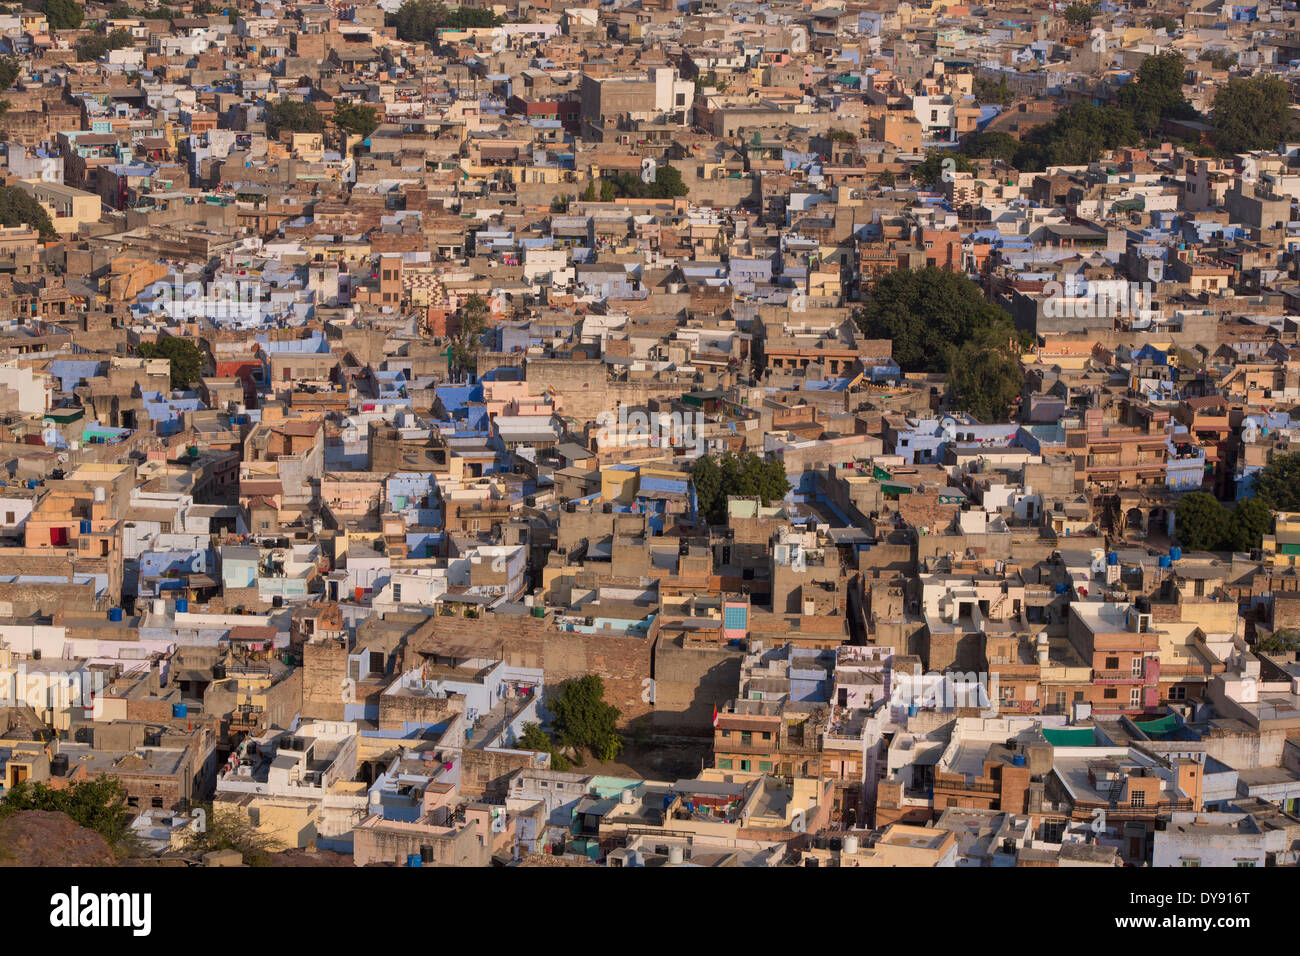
[0,810,118,866]
[570,736,712,781]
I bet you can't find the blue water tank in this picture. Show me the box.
[173,703,187,718]
[1107,551,1119,566]
[1159,555,1172,568]
[1013,753,1026,767]
[1055,583,1066,594]
[907,704,919,717]
[108,607,123,622]
[1170,547,1182,562]
[176,598,189,613]
[407,853,422,867]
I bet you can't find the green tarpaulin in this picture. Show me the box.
[1043,727,1096,747]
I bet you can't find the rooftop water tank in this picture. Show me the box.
[1159,555,1172,568]
[1170,547,1182,562]
[843,834,859,855]
[108,607,123,622]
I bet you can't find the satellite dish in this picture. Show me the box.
[790,26,807,53]
[491,31,506,52]
[640,157,657,184]
[790,289,807,313]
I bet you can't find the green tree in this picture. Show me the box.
[1175,492,1230,552]
[0,55,20,90]
[43,0,83,29]
[960,130,1021,164]
[392,0,499,44]
[580,179,598,202]
[853,266,1021,374]
[1012,102,1139,171]
[1116,51,1192,137]
[0,776,133,848]
[264,99,324,139]
[973,74,1013,106]
[599,178,616,202]
[1063,2,1097,26]
[179,803,275,865]
[1253,453,1300,512]
[516,722,571,771]
[1212,74,1291,154]
[0,184,56,239]
[1204,49,1238,71]
[449,292,489,377]
[649,163,688,198]
[137,336,206,390]
[691,452,789,526]
[76,28,133,61]
[949,342,1022,423]
[549,675,623,763]
[1257,628,1300,655]
[1228,495,1272,552]
[550,194,570,213]
[877,168,895,187]
[333,102,379,140]
[1148,14,1179,32]
[913,148,974,187]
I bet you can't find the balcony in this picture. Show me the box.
[1094,669,1146,683]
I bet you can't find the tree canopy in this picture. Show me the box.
[0,776,132,847]
[949,342,1023,424]
[1063,2,1097,25]
[602,164,690,200]
[1115,51,1194,137]
[691,452,790,526]
[1252,453,1300,512]
[1228,496,1273,553]
[853,266,1021,373]
[42,0,83,30]
[137,336,206,390]
[515,722,571,771]
[1212,74,1292,154]
[333,102,379,139]
[549,675,623,763]
[76,28,134,61]
[391,0,501,43]
[912,149,974,187]
[0,55,20,90]
[449,292,490,377]
[264,99,325,139]
[1175,492,1232,552]
[0,184,56,240]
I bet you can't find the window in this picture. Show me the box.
[1104,688,1118,699]
[1131,657,1144,677]
[1130,791,1145,808]
[740,760,751,772]
[151,797,164,808]
[1130,688,1142,707]
[1169,685,1186,701]
[758,761,772,772]
[393,584,402,603]
[740,732,751,745]
[1105,656,1120,670]
[761,731,772,741]
[1235,859,1257,868]
[717,759,732,770]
